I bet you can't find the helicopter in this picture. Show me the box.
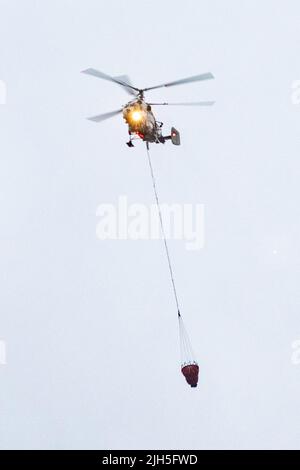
[82,68,215,148]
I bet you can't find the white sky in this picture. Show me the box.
[0,0,300,450]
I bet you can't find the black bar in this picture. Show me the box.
[0,450,298,466]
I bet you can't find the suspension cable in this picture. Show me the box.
[145,144,181,317]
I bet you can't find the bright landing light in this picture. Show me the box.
[131,111,142,122]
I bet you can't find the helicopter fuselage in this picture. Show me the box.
[123,99,162,144]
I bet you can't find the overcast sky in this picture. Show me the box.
[0,0,300,450]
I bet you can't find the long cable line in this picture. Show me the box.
[145,143,199,388]
[145,144,181,317]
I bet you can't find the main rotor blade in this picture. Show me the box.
[87,109,123,123]
[113,74,137,96]
[143,73,214,92]
[82,68,139,94]
[149,101,215,106]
